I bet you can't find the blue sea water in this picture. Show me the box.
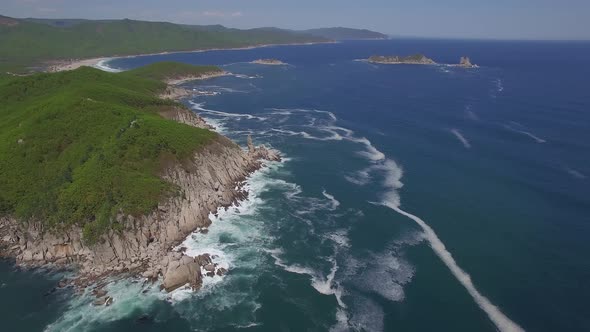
[1,39,590,331]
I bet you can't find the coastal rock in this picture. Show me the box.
[162,254,202,292]
[93,296,113,306]
[458,56,478,68]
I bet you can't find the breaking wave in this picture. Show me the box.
[94,59,122,73]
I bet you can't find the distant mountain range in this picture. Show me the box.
[0,15,386,73]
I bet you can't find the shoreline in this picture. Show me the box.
[0,74,281,300]
[45,40,336,73]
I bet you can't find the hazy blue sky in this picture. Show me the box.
[3,0,590,40]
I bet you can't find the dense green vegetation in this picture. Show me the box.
[303,27,388,40]
[123,61,222,81]
[0,63,218,243]
[0,15,327,73]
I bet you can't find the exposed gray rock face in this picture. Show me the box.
[162,254,201,292]
[458,56,478,68]
[0,109,280,292]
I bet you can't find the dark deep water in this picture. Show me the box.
[2,39,589,331]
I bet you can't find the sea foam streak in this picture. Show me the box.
[388,206,525,332]
[365,154,525,331]
[322,190,341,210]
[345,127,524,331]
[191,100,524,331]
[504,124,546,143]
[450,128,472,148]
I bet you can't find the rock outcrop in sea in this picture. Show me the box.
[457,56,478,68]
[368,54,437,65]
[0,106,280,294]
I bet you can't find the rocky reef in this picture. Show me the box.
[251,59,287,65]
[368,54,437,65]
[0,105,280,299]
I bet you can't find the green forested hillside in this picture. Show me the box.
[0,15,327,72]
[0,63,218,242]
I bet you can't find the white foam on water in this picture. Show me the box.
[496,78,504,92]
[466,109,480,121]
[190,101,267,121]
[387,205,525,332]
[565,167,587,179]
[233,73,262,79]
[348,296,385,332]
[504,124,547,143]
[93,59,122,73]
[267,249,345,308]
[450,128,472,149]
[170,159,288,299]
[327,229,350,248]
[44,279,165,332]
[344,137,525,331]
[322,190,341,210]
[201,116,228,134]
[268,108,337,121]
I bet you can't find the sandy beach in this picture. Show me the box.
[46,57,110,72]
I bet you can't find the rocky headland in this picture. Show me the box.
[0,69,281,304]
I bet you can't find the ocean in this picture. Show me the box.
[1,39,589,331]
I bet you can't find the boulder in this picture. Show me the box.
[162,254,202,292]
[93,288,107,298]
[216,268,228,276]
[93,296,113,306]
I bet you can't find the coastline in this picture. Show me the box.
[0,74,281,300]
[45,40,336,73]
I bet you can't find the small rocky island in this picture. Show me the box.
[456,56,478,68]
[368,54,436,65]
[251,59,287,65]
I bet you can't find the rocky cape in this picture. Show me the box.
[0,87,280,300]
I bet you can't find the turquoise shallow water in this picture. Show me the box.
[1,39,589,331]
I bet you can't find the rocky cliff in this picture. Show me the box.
[0,106,280,295]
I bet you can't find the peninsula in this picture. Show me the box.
[0,62,280,301]
[368,54,437,65]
